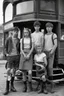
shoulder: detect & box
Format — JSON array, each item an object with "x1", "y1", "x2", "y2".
[
  {"x1": 31, "y1": 32, "x2": 35, "y2": 36},
  {"x1": 34, "y1": 54, "x2": 37, "y2": 59},
  {"x1": 52, "y1": 33, "x2": 57, "y2": 39},
  {"x1": 41, "y1": 52, "x2": 46, "y2": 57}
]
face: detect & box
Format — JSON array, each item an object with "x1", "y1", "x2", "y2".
[
  {"x1": 36, "y1": 45, "x2": 42, "y2": 53},
  {"x1": 46, "y1": 26, "x2": 53, "y2": 33},
  {"x1": 34, "y1": 25, "x2": 40, "y2": 32},
  {"x1": 24, "y1": 29, "x2": 29, "y2": 37},
  {"x1": 9, "y1": 31, "x2": 12, "y2": 37},
  {"x1": 13, "y1": 30, "x2": 18, "y2": 38}
]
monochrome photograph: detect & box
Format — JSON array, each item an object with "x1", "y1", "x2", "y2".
[{"x1": 0, "y1": 0, "x2": 64, "y2": 96}]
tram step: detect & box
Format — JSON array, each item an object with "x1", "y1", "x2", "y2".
[
  {"x1": 52, "y1": 73, "x2": 64, "y2": 76},
  {"x1": 53, "y1": 68, "x2": 63, "y2": 74},
  {"x1": 52, "y1": 78, "x2": 64, "y2": 83}
]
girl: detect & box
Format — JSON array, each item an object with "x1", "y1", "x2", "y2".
[
  {"x1": 34, "y1": 45, "x2": 48, "y2": 94},
  {"x1": 19, "y1": 28, "x2": 34, "y2": 92}
]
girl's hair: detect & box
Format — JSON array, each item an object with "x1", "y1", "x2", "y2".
[{"x1": 22, "y1": 27, "x2": 31, "y2": 38}]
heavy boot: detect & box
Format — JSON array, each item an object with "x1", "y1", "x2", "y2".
[
  {"x1": 50, "y1": 76, "x2": 55, "y2": 93},
  {"x1": 38, "y1": 81, "x2": 43, "y2": 94},
  {"x1": 11, "y1": 77, "x2": 17, "y2": 92},
  {"x1": 28, "y1": 81, "x2": 32, "y2": 92},
  {"x1": 43, "y1": 82, "x2": 48, "y2": 94},
  {"x1": 50, "y1": 82, "x2": 55, "y2": 93},
  {"x1": 35, "y1": 80, "x2": 40, "y2": 91},
  {"x1": 23, "y1": 81, "x2": 27, "y2": 92},
  {"x1": 3, "y1": 81, "x2": 9, "y2": 95}
]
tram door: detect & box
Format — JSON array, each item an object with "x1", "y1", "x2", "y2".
[{"x1": 14, "y1": 21, "x2": 58, "y2": 67}]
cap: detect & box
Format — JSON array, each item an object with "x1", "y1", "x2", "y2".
[
  {"x1": 33, "y1": 21, "x2": 41, "y2": 27},
  {"x1": 45, "y1": 22, "x2": 53, "y2": 28}
]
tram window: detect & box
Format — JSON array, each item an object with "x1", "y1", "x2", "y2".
[
  {"x1": 61, "y1": 25, "x2": 64, "y2": 40},
  {"x1": 61, "y1": 30, "x2": 64, "y2": 40},
  {"x1": 16, "y1": 0, "x2": 34, "y2": 15}
]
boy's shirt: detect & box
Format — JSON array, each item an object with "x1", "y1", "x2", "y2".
[
  {"x1": 44, "y1": 33, "x2": 57, "y2": 51},
  {"x1": 31, "y1": 31, "x2": 44, "y2": 47},
  {"x1": 34, "y1": 52, "x2": 47, "y2": 66}
]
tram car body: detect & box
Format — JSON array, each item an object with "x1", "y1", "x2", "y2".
[{"x1": 3, "y1": 0, "x2": 64, "y2": 83}]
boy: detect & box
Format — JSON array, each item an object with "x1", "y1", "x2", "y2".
[
  {"x1": 34, "y1": 45, "x2": 48, "y2": 94},
  {"x1": 4, "y1": 27, "x2": 20, "y2": 95},
  {"x1": 44, "y1": 22, "x2": 57, "y2": 93},
  {"x1": 31, "y1": 21, "x2": 44, "y2": 51}
]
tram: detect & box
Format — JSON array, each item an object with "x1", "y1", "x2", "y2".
[{"x1": 3, "y1": 0, "x2": 64, "y2": 83}]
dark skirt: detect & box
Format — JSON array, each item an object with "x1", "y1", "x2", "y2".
[{"x1": 19, "y1": 53, "x2": 33, "y2": 71}]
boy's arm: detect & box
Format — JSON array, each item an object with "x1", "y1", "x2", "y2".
[
  {"x1": 50, "y1": 34, "x2": 57, "y2": 54},
  {"x1": 27, "y1": 41, "x2": 34, "y2": 58}
]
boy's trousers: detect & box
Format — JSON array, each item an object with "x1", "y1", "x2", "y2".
[{"x1": 47, "y1": 54, "x2": 54, "y2": 76}]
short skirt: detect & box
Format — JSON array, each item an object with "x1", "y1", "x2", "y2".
[{"x1": 19, "y1": 53, "x2": 33, "y2": 71}]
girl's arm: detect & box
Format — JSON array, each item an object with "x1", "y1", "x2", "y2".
[
  {"x1": 20, "y1": 39, "x2": 27, "y2": 58},
  {"x1": 27, "y1": 42, "x2": 34, "y2": 58}
]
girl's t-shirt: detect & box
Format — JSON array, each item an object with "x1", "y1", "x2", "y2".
[
  {"x1": 20, "y1": 38, "x2": 32, "y2": 53},
  {"x1": 44, "y1": 33, "x2": 57, "y2": 51},
  {"x1": 34, "y1": 52, "x2": 46, "y2": 65},
  {"x1": 23, "y1": 38, "x2": 30, "y2": 49}
]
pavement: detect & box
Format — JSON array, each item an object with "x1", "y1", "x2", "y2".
[{"x1": 0, "y1": 60, "x2": 64, "y2": 96}]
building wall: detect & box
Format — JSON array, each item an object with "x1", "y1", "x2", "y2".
[{"x1": 0, "y1": 25, "x2": 3, "y2": 59}]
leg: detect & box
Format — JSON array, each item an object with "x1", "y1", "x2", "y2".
[
  {"x1": 48, "y1": 54, "x2": 55, "y2": 93},
  {"x1": 38, "y1": 80, "x2": 43, "y2": 94},
  {"x1": 28, "y1": 70, "x2": 32, "y2": 92},
  {"x1": 23, "y1": 70, "x2": 27, "y2": 92},
  {"x1": 10, "y1": 68, "x2": 17, "y2": 92},
  {"x1": 4, "y1": 68, "x2": 11, "y2": 95}
]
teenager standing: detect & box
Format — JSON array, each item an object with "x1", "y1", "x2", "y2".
[
  {"x1": 44, "y1": 22, "x2": 57, "y2": 93},
  {"x1": 4, "y1": 27, "x2": 20, "y2": 95},
  {"x1": 31, "y1": 21, "x2": 44, "y2": 52},
  {"x1": 19, "y1": 28, "x2": 34, "y2": 92}
]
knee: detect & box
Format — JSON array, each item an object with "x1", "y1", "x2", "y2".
[
  {"x1": 41, "y1": 75, "x2": 46, "y2": 82},
  {"x1": 28, "y1": 70, "x2": 32, "y2": 75}
]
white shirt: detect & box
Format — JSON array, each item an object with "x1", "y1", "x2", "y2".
[
  {"x1": 31, "y1": 31, "x2": 44, "y2": 46},
  {"x1": 24, "y1": 38, "x2": 30, "y2": 49},
  {"x1": 44, "y1": 33, "x2": 57, "y2": 51},
  {"x1": 34, "y1": 53, "x2": 46, "y2": 63}
]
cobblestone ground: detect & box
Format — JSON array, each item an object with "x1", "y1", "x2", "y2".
[{"x1": 0, "y1": 61, "x2": 64, "y2": 96}]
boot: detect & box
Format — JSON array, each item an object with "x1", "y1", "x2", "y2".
[
  {"x1": 50, "y1": 76, "x2": 55, "y2": 93},
  {"x1": 38, "y1": 81, "x2": 43, "y2": 94},
  {"x1": 43, "y1": 82, "x2": 48, "y2": 94},
  {"x1": 28, "y1": 81, "x2": 32, "y2": 92},
  {"x1": 50, "y1": 82, "x2": 55, "y2": 93},
  {"x1": 11, "y1": 77, "x2": 17, "y2": 92},
  {"x1": 35, "y1": 80, "x2": 40, "y2": 91},
  {"x1": 23, "y1": 81, "x2": 27, "y2": 92},
  {"x1": 3, "y1": 81, "x2": 9, "y2": 95}
]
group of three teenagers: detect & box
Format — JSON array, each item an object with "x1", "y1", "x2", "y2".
[{"x1": 4, "y1": 21, "x2": 57, "y2": 95}]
